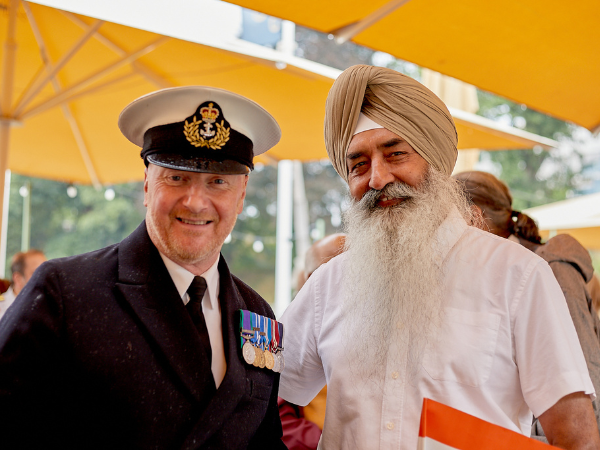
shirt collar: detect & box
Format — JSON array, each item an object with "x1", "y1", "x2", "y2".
[{"x1": 159, "y1": 253, "x2": 220, "y2": 310}]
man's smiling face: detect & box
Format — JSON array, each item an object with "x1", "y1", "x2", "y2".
[
  {"x1": 144, "y1": 164, "x2": 247, "y2": 270},
  {"x1": 346, "y1": 128, "x2": 429, "y2": 206}
]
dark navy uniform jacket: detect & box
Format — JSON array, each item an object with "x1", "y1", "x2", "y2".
[{"x1": 0, "y1": 222, "x2": 286, "y2": 450}]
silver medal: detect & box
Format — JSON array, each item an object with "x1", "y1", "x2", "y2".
[
  {"x1": 272, "y1": 353, "x2": 281, "y2": 373},
  {"x1": 242, "y1": 341, "x2": 256, "y2": 364},
  {"x1": 274, "y1": 352, "x2": 285, "y2": 373}
]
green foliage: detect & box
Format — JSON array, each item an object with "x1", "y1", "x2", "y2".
[
  {"x1": 295, "y1": 26, "x2": 373, "y2": 69},
  {"x1": 221, "y1": 162, "x2": 347, "y2": 303},
  {"x1": 221, "y1": 164, "x2": 279, "y2": 303},
  {"x1": 477, "y1": 91, "x2": 571, "y2": 140},
  {"x1": 476, "y1": 90, "x2": 582, "y2": 210},
  {"x1": 4, "y1": 174, "x2": 145, "y2": 273}
]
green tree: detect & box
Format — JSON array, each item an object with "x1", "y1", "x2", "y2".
[
  {"x1": 4, "y1": 174, "x2": 145, "y2": 272},
  {"x1": 476, "y1": 90, "x2": 585, "y2": 210}
]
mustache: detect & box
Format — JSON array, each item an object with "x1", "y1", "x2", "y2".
[{"x1": 359, "y1": 182, "x2": 418, "y2": 210}]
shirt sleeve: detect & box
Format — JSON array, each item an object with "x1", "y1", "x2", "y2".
[
  {"x1": 513, "y1": 259, "x2": 595, "y2": 417},
  {"x1": 279, "y1": 275, "x2": 327, "y2": 406}
]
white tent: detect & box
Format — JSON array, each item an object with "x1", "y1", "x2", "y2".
[{"x1": 524, "y1": 192, "x2": 600, "y2": 250}]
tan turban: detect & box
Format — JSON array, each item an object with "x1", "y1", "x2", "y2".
[{"x1": 324, "y1": 65, "x2": 458, "y2": 182}]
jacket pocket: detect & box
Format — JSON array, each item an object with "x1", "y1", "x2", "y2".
[
  {"x1": 422, "y1": 307, "x2": 501, "y2": 387},
  {"x1": 245, "y1": 378, "x2": 272, "y2": 402}
]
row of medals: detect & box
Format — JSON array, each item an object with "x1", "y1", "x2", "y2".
[{"x1": 242, "y1": 340, "x2": 284, "y2": 373}]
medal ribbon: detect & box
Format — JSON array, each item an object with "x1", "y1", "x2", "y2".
[
  {"x1": 270, "y1": 319, "x2": 277, "y2": 352},
  {"x1": 259, "y1": 315, "x2": 268, "y2": 351},
  {"x1": 274, "y1": 319, "x2": 280, "y2": 352},
  {"x1": 266, "y1": 317, "x2": 272, "y2": 353},
  {"x1": 250, "y1": 312, "x2": 260, "y2": 347},
  {"x1": 240, "y1": 310, "x2": 253, "y2": 348},
  {"x1": 278, "y1": 322, "x2": 284, "y2": 351}
]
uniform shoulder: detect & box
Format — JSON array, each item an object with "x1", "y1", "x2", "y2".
[
  {"x1": 43, "y1": 242, "x2": 120, "y2": 273},
  {"x1": 231, "y1": 275, "x2": 275, "y2": 319}
]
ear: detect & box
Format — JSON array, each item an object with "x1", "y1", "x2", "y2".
[
  {"x1": 236, "y1": 175, "x2": 249, "y2": 215},
  {"x1": 12, "y1": 273, "x2": 25, "y2": 295},
  {"x1": 143, "y1": 167, "x2": 149, "y2": 207},
  {"x1": 471, "y1": 204, "x2": 483, "y2": 217}
]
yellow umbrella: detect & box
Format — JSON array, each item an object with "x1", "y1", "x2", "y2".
[
  {"x1": 226, "y1": 0, "x2": 600, "y2": 132},
  {"x1": 0, "y1": 0, "x2": 337, "y2": 187},
  {"x1": 0, "y1": 0, "x2": 558, "y2": 219}
]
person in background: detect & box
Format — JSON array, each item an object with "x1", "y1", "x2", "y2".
[
  {"x1": 0, "y1": 86, "x2": 286, "y2": 449},
  {"x1": 454, "y1": 170, "x2": 600, "y2": 442},
  {"x1": 589, "y1": 274, "x2": 600, "y2": 319},
  {"x1": 0, "y1": 249, "x2": 46, "y2": 321},
  {"x1": 296, "y1": 233, "x2": 346, "y2": 292},
  {"x1": 280, "y1": 233, "x2": 346, "y2": 449},
  {"x1": 278, "y1": 64, "x2": 600, "y2": 450}
]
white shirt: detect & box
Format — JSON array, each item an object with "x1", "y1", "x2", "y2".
[
  {"x1": 0, "y1": 287, "x2": 17, "y2": 321},
  {"x1": 160, "y1": 254, "x2": 226, "y2": 388},
  {"x1": 279, "y1": 211, "x2": 594, "y2": 450}
]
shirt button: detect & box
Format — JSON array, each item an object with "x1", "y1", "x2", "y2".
[
  {"x1": 386, "y1": 422, "x2": 394, "y2": 430},
  {"x1": 391, "y1": 371, "x2": 399, "y2": 379}
]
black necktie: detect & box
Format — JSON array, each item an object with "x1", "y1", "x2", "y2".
[{"x1": 186, "y1": 276, "x2": 212, "y2": 363}]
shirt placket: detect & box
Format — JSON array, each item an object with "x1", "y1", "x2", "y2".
[{"x1": 380, "y1": 328, "x2": 409, "y2": 449}]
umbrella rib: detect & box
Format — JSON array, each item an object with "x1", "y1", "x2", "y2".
[
  {"x1": 12, "y1": 10, "x2": 104, "y2": 117},
  {"x1": 61, "y1": 105, "x2": 102, "y2": 190},
  {"x1": 449, "y1": 107, "x2": 559, "y2": 150},
  {"x1": 62, "y1": 11, "x2": 175, "y2": 89},
  {"x1": 19, "y1": 36, "x2": 170, "y2": 121},
  {"x1": 332, "y1": 0, "x2": 412, "y2": 43},
  {"x1": 1, "y1": 0, "x2": 18, "y2": 117},
  {"x1": 45, "y1": 72, "x2": 137, "y2": 109},
  {"x1": 22, "y1": 1, "x2": 102, "y2": 189}
]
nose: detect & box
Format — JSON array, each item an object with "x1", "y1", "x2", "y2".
[
  {"x1": 181, "y1": 185, "x2": 209, "y2": 213},
  {"x1": 369, "y1": 158, "x2": 395, "y2": 191}
]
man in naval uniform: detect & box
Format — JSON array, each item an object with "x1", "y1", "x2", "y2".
[{"x1": 0, "y1": 86, "x2": 286, "y2": 449}]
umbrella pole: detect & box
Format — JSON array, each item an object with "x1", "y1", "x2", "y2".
[
  {"x1": 0, "y1": 169, "x2": 10, "y2": 278},
  {"x1": 0, "y1": 121, "x2": 10, "y2": 249},
  {"x1": 274, "y1": 160, "x2": 294, "y2": 318},
  {"x1": 292, "y1": 160, "x2": 310, "y2": 279},
  {"x1": 0, "y1": 0, "x2": 18, "y2": 276}
]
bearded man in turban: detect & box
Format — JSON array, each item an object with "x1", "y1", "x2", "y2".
[{"x1": 278, "y1": 65, "x2": 600, "y2": 450}]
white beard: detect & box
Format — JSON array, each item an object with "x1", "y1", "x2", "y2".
[{"x1": 341, "y1": 168, "x2": 474, "y2": 381}]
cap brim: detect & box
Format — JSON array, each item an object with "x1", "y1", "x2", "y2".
[{"x1": 147, "y1": 153, "x2": 249, "y2": 175}]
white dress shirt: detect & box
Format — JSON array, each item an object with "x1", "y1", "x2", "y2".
[
  {"x1": 279, "y1": 210, "x2": 594, "y2": 450},
  {"x1": 160, "y1": 254, "x2": 226, "y2": 388}
]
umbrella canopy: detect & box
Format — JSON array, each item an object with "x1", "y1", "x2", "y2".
[
  {"x1": 0, "y1": 0, "x2": 557, "y2": 214},
  {"x1": 225, "y1": 0, "x2": 600, "y2": 132},
  {"x1": 524, "y1": 192, "x2": 600, "y2": 251},
  {"x1": 0, "y1": 0, "x2": 339, "y2": 188}
]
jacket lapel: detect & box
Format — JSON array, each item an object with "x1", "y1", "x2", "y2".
[
  {"x1": 114, "y1": 222, "x2": 214, "y2": 405},
  {"x1": 182, "y1": 256, "x2": 248, "y2": 447}
]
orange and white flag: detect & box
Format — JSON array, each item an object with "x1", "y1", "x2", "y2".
[{"x1": 417, "y1": 398, "x2": 555, "y2": 450}]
